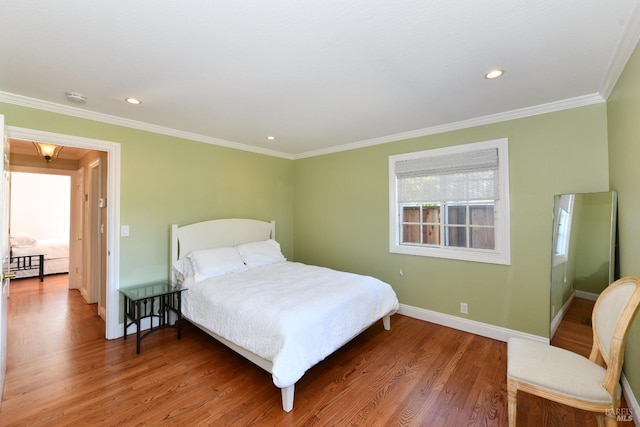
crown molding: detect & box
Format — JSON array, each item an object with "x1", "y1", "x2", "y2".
[
  {"x1": 599, "y1": 1, "x2": 640, "y2": 100},
  {"x1": 293, "y1": 93, "x2": 605, "y2": 159},
  {"x1": 1, "y1": 90, "x2": 605, "y2": 161},
  {"x1": 0, "y1": 91, "x2": 294, "y2": 160}
]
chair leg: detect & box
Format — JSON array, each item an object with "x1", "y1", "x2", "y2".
[
  {"x1": 603, "y1": 411, "x2": 618, "y2": 427},
  {"x1": 507, "y1": 378, "x2": 518, "y2": 427}
]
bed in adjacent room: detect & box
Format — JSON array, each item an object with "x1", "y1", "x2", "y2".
[
  {"x1": 170, "y1": 218, "x2": 399, "y2": 412},
  {"x1": 10, "y1": 233, "x2": 70, "y2": 279}
]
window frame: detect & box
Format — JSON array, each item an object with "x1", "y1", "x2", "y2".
[
  {"x1": 389, "y1": 138, "x2": 511, "y2": 265},
  {"x1": 552, "y1": 194, "x2": 574, "y2": 267}
]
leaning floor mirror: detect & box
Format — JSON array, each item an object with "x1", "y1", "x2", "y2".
[{"x1": 549, "y1": 191, "x2": 617, "y2": 337}]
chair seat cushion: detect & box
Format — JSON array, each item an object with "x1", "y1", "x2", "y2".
[{"x1": 507, "y1": 338, "x2": 612, "y2": 403}]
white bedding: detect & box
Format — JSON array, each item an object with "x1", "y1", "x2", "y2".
[
  {"x1": 181, "y1": 261, "x2": 399, "y2": 389},
  {"x1": 11, "y1": 238, "x2": 69, "y2": 260},
  {"x1": 11, "y1": 238, "x2": 70, "y2": 278}
]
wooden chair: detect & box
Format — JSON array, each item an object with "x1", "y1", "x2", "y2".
[{"x1": 507, "y1": 276, "x2": 640, "y2": 427}]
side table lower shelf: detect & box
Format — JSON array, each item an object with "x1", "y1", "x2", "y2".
[{"x1": 119, "y1": 281, "x2": 188, "y2": 354}]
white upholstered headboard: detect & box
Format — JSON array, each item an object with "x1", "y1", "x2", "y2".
[{"x1": 170, "y1": 218, "x2": 275, "y2": 266}]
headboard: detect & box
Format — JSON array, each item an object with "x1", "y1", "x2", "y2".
[{"x1": 170, "y1": 218, "x2": 275, "y2": 266}]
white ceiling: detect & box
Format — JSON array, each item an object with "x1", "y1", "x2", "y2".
[{"x1": 1, "y1": 1, "x2": 639, "y2": 159}]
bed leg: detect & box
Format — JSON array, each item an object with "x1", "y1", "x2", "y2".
[
  {"x1": 383, "y1": 314, "x2": 391, "y2": 330},
  {"x1": 281, "y1": 385, "x2": 295, "y2": 412}
]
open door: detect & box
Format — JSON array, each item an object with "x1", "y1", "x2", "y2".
[
  {"x1": 69, "y1": 168, "x2": 84, "y2": 291},
  {"x1": 0, "y1": 115, "x2": 13, "y2": 404}
]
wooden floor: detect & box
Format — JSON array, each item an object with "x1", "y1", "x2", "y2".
[{"x1": 0, "y1": 277, "x2": 634, "y2": 426}]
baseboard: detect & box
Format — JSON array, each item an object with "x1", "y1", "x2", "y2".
[
  {"x1": 575, "y1": 290, "x2": 599, "y2": 301},
  {"x1": 80, "y1": 287, "x2": 89, "y2": 303},
  {"x1": 398, "y1": 303, "x2": 549, "y2": 344},
  {"x1": 621, "y1": 373, "x2": 640, "y2": 426},
  {"x1": 550, "y1": 293, "x2": 575, "y2": 338},
  {"x1": 116, "y1": 317, "x2": 155, "y2": 339}
]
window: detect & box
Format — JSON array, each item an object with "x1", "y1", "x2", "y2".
[
  {"x1": 389, "y1": 138, "x2": 511, "y2": 265},
  {"x1": 552, "y1": 194, "x2": 574, "y2": 266}
]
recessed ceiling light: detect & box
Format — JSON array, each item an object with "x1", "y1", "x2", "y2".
[
  {"x1": 484, "y1": 69, "x2": 505, "y2": 79},
  {"x1": 267, "y1": 136, "x2": 276, "y2": 141},
  {"x1": 125, "y1": 97, "x2": 142, "y2": 105}
]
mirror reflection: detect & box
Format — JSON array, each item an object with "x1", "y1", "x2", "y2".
[{"x1": 550, "y1": 191, "x2": 617, "y2": 337}]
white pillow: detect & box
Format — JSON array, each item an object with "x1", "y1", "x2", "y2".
[
  {"x1": 236, "y1": 239, "x2": 286, "y2": 268},
  {"x1": 10, "y1": 233, "x2": 37, "y2": 248},
  {"x1": 188, "y1": 247, "x2": 247, "y2": 282},
  {"x1": 172, "y1": 257, "x2": 194, "y2": 284}
]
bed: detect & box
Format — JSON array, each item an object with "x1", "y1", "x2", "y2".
[
  {"x1": 10, "y1": 233, "x2": 70, "y2": 279},
  {"x1": 170, "y1": 218, "x2": 399, "y2": 412}
]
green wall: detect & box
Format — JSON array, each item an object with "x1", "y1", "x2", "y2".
[
  {"x1": 573, "y1": 192, "x2": 614, "y2": 294},
  {"x1": 607, "y1": 40, "x2": 640, "y2": 406},
  {"x1": 294, "y1": 104, "x2": 609, "y2": 338},
  {"x1": 0, "y1": 102, "x2": 294, "y2": 286}
]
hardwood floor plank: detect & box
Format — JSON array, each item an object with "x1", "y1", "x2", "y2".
[{"x1": 0, "y1": 278, "x2": 635, "y2": 426}]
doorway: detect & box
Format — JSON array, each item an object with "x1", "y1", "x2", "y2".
[
  {"x1": 9, "y1": 171, "x2": 72, "y2": 283},
  {"x1": 6, "y1": 126, "x2": 121, "y2": 339},
  {"x1": 10, "y1": 150, "x2": 106, "y2": 317}
]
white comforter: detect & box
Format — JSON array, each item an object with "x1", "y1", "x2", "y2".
[
  {"x1": 181, "y1": 261, "x2": 399, "y2": 388},
  {"x1": 11, "y1": 238, "x2": 69, "y2": 259}
]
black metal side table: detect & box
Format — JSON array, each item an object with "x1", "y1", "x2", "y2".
[{"x1": 119, "y1": 281, "x2": 187, "y2": 354}]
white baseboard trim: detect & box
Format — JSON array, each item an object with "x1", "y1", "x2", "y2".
[
  {"x1": 115, "y1": 311, "x2": 181, "y2": 339},
  {"x1": 575, "y1": 290, "x2": 599, "y2": 301},
  {"x1": 80, "y1": 288, "x2": 89, "y2": 303},
  {"x1": 551, "y1": 293, "x2": 575, "y2": 338},
  {"x1": 621, "y1": 373, "x2": 640, "y2": 426},
  {"x1": 399, "y1": 303, "x2": 639, "y2": 423},
  {"x1": 115, "y1": 317, "x2": 155, "y2": 339},
  {"x1": 398, "y1": 303, "x2": 549, "y2": 344}
]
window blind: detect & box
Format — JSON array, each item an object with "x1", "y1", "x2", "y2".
[{"x1": 395, "y1": 148, "x2": 499, "y2": 203}]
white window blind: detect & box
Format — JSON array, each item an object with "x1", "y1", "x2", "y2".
[
  {"x1": 395, "y1": 148, "x2": 499, "y2": 203},
  {"x1": 389, "y1": 138, "x2": 511, "y2": 265}
]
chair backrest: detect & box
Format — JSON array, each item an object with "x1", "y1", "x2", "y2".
[{"x1": 590, "y1": 276, "x2": 640, "y2": 396}]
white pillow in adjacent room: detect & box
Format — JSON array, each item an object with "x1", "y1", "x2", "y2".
[{"x1": 10, "y1": 233, "x2": 37, "y2": 248}]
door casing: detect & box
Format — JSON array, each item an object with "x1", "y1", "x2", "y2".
[{"x1": 7, "y1": 126, "x2": 121, "y2": 339}]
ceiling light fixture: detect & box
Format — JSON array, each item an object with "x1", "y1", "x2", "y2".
[
  {"x1": 125, "y1": 97, "x2": 142, "y2": 105},
  {"x1": 267, "y1": 136, "x2": 276, "y2": 141},
  {"x1": 484, "y1": 69, "x2": 505, "y2": 79},
  {"x1": 65, "y1": 91, "x2": 87, "y2": 104},
  {"x1": 32, "y1": 142, "x2": 64, "y2": 163}
]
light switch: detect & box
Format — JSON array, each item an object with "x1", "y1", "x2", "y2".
[{"x1": 121, "y1": 225, "x2": 130, "y2": 237}]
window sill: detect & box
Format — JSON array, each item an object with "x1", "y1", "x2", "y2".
[{"x1": 390, "y1": 244, "x2": 511, "y2": 265}]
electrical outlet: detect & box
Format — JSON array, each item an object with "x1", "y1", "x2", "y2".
[{"x1": 460, "y1": 302, "x2": 468, "y2": 314}]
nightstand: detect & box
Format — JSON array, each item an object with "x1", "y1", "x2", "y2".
[{"x1": 119, "y1": 281, "x2": 187, "y2": 354}]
